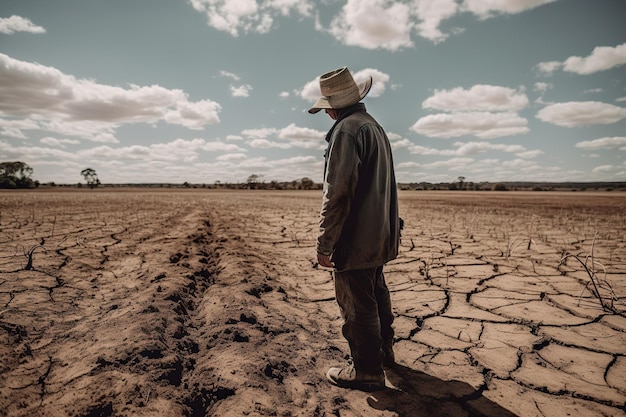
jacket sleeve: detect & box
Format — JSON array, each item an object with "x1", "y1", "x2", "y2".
[{"x1": 317, "y1": 129, "x2": 360, "y2": 256}]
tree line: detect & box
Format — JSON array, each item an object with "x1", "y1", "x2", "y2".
[
  {"x1": 2, "y1": 161, "x2": 625, "y2": 191},
  {"x1": 0, "y1": 161, "x2": 100, "y2": 189}
]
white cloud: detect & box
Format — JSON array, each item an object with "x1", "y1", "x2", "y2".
[
  {"x1": 407, "y1": 144, "x2": 442, "y2": 155},
  {"x1": 536, "y1": 101, "x2": 626, "y2": 127},
  {"x1": 536, "y1": 42, "x2": 626, "y2": 75},
  {"x1": 248, "y1": 138, "x2": 291, "y2": 149},
  {"x1": 0, "y1": 117, "x2": 121, "y2": 143},
  {"x1": 592, "y1": 165, "x2": 614, "y2": 173},
  {"x1": 414, "y1": 85, "x2": 529, "y2": 139},
  {"x1": 285, "y1": 140, "x2": 325, "y2": 150},
  {"x1": 413, "y1": 0, "x2": 458, "y2": 43},
  {"x1": 82, "y1": 138, "x2": 243, "y2": 163},
  {"x1": 300, "y1": 78, "x2": 321, "y2": 102},
  {"x1": 238, "y1": 123, "x2": 325, "y2": 149},
  {"x1": 188, "y1": 0, "x2": 559, "y2": 50},
  {"x1": 279, "y1": 91, "x2": 289, "y2": 98},
  {"x1": 216, "y1": 152, "x2": 247, "y2": 161},
  {"x1": 42, "y1": 120, "x2": 120, "y2": 143},
  {"x1": 397, "y1": 161, "x2": 419, "y2": 169},
  {"x1": 454, "y1": 141, "x2": 525, "y2": 155},
  {"x1": 390, "y1": 138, "x2": 413, "y2": 150},
  {"x1": 461, "y1": 0, "x2": 558, "y2": 19},
  {"x1": 563, "y1": 42, "x2": 626, "y2": 75},
  {"x1": 516, "y1": 149, "x2": 543, "y2": 159},
  {"x1": 230, "y1": 84, "x2": 252, "y2": 97},
  {"x1": 354, "y1": 68, "x2": 390, "y2": 98},
  {"x1": 241, "y1": 127, "x2": 277, "y2": 139},
  {"x1": 328, "y1": 0, "x2": 414, "y2": 51},
  {"x1": 164, "y1": 99, "x2": 222, "y2": 129},
  {"x1": 0, "y1": 136, "x2": 318, "y2": 183},
  {"x1": 535, "y1": 61, "x2": 561, "y2": 75},
  {"x1": 533, "y1": 82, "x2": 552, "y2": 104},
  {"x1": 423, "y1": 85, "x2": 528, "y2": 112},
  {"x1": 323, "y1": 0, "x2": 556, "y2": 48},
  {"x1": 423, "y1": 157, "x2": 474, "y2": 169},
  {"x1": 241, "y1": 155, "x2": 320, "y2": 181},
  {"x1": 533, "y1": 82, "x2": 551, "y2": 93},
  {"x1": 0, "y1": 138, "x2": 243, "y2": 172},
  {"x1": 228, "y1": 156, "x2": 268, "y2": 170},
  {"x1": 220, "y1": 70, "x2": 241, "y2": 81},
  {"x1": 278, "y1": 123, "x2": 324, "y2": 140},
  {"x1": 0, "y1": 140, "x2": 79, "y2": 162},
  {"x1": 278, "y1": 124, "x2": 325, "y2": 149},
  {"x1": 0, "y1": 53, "x2": 221, "y2": 139},
  {"x1": 201, "y1": 140, "x2": 244, "y2": 152},
  {"x1": 0, "y1": 126, "x2": 28, "y2": 139},
  {"x1": 189, "y1": 0, "x2": 312, "y2": 36},
  {"x1": 575, "y1": 136, "x2": 626, "y2": 150},
  {"x1": 0, "y1": 118, "x2": 39, "y2": 139},
  {"x1": 406, "y1": 141, "x2": 539, "y2": 158},
  {"x1": 411, "y1": 111, "x2": 529, "y2": 139},
  {"x1": 387, "y1": 132, "x2": 412, "y2": 149},
  {"x1": 190, "y1": 0, "x2": 262, "y2": 36},
  {"x1": 502, "y1": 158, "x2": 540, "y2": 170},
  {"x1": 267, "y1": 0, "x2": 313, "y2": 16},
  {"x1": 40, "y1": 137, "x2": 80, "y2": 148},
  {"x1": 0, "y1": 16, "x2": 46, "y2": 34}
]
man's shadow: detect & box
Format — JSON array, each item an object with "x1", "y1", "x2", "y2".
[{"x1": 367, "y1": 364, "x2": 519, "y2": 417}]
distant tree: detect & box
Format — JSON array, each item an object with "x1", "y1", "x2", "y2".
[
  {"x1": 457, "y1": 176, "x2": 466, "y2": 190},
  {"x1": 300, "y1": 177, "x2": 314, "y2": 190},
  {"x1": 270, "y1": 180, "x2": 283, "y2": 190},
  {"x1": 81, "y1": 168, "x2": 100, "y2": 189},
  {"x1": 0, "y1": 161, "x2": 36, "y2": 189},
  {"x1": 247, "y1": 174, "x2": 260, "y2": 189}
]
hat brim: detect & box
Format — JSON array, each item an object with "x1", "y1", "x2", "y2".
[{"x1": 308, "y1": 76, "x2": 373, "y2": 114}]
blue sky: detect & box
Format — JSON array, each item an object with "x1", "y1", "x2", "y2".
[{"x1": 1, "y1": 0, "x2": 625, "y2": 184}]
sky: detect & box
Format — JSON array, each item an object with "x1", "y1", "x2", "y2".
[{"x1": 1, "y1": 0, "x2": 625, "y2": 185}]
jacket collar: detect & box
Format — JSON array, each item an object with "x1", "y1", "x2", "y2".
[{"x1": 324, "y1": 103, "x2": 366, "y2": 143}]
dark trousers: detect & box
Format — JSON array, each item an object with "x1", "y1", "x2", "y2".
[{"x1": 334, "y1": 266, "x2": 394, "y2": 373}]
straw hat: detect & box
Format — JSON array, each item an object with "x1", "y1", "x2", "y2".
[{"x1": 308, "y1": 67, "x2": 373, "y2": 114}]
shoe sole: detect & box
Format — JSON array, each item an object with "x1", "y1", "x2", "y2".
[{"x1": 326, "y1": 369, "x2": 385, "y2": 391}]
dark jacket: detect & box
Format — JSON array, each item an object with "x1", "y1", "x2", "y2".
[{"x1": 317, "y1": 103, "x2": 400, "y2": 271}]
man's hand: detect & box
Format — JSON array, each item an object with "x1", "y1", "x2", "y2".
[{"x1": 317, "y1": 253, "x2": 334, "y2": 268}]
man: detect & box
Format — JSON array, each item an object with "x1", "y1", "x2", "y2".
[{"x1": 309, "y1": 67, "x2": 401, "y2": 391}]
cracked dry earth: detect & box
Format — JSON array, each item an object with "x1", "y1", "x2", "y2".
[{"x1": 1, "y1": 189, "x2": 625, "y2": 417}]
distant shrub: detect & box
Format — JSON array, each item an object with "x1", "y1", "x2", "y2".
[
  {"x1": 0, "y1": 178, "x2": 16, "y2": 189},
  {"x1": 492, "y1": 183, "x2": 509, "y2": 191},
  {"x1": 0, "y1": 161, "x2": 36, "y2": 189}
]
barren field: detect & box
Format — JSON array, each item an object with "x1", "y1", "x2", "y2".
[{"x1": 1, "y1": 189, "x2": 625, "y2": 417}]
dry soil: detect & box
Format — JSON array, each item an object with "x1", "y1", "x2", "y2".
[{"x1": 1, "y1": 189, "x2": 625, "y2": 417}]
